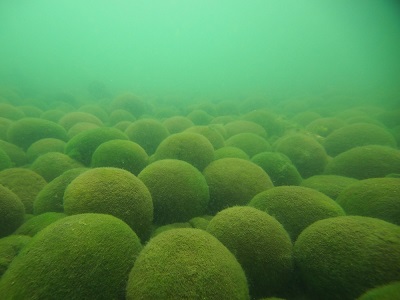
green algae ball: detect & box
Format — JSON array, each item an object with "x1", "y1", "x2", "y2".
[
  {"x1": 162, "y1": 115, "x2": 194, "y2": 133},
  {"x1": 111, "y1": 92, "x2": 147, "y2": 118},
  {"x1": 0, "y1": 235, "x2": 31, "y2": 277},
  {"x1": 58, "y1": 111, "x2": 103, "y2": 131},
  {"x1": 204, "y1": 158, "x2": 273, "y2": 214},
  {"x1": 207, "y1": 206, "x2": 293, "y2": 298},
  {"x1": 357, "y1": 281, "x2": 400, "y2": 300},
  {"x1": 26, "y1": 138, "x2": 66, "y2": 162},
  {"x1": 0, "y1": 140, "x2": 27, "y2": 167},
  {"x1": 214, "y1": 146, "x2": 250, "y2": 160},
  {"x1": 249, "y1": 186, "x2": 345, "y2": 241},
  {"x1": 0, "y1": 184, "x2": 25, "y2": 238},
  {"x1": 63, "y1": 167, "x2": 153, "y2": 241},
  {"x1": 13, "y1": 212, "x2": 66, "y2": 236},
  {"x1": 224, "y1": 120, "x2": 267, "y2": 139},
  {"x1": 0, "y1": 148, "x2": 11, "y2": 171},
  {"x1": 0, "y1": 213, "x2": 143, "y2": 299},
  {"x1": 126, "y1": 228, "x2": 249, "y2": 300},
  {"x1": 226, "y1": 133, "x2": 271, "y2": 158},
  {"x1": 336, "y1": 178, "x2": 400, "y2": 225},
  {"x1": 294, "y1": 216, "x2": 400, "y2": 300},
  {"x1": 185, "y1": 125, "x2": 225, "y2": 149},
  {"x1": 138, "y1": 159, "x2": 209, "y2": 225}
]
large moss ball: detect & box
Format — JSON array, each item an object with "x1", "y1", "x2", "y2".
[
  {"x1": 249, "y1": 186, "x2": 345, "y2": 241},
  {"x1": 58, "y1": 111, "x2": 103, "y2": 131},
  {"x1": 0, "y1": 148, "x2": 11, "y2": 171},
  {"x1": 126, "y1": 228, "x2": 249, "y2": 300},
  {"x1": 301, "y1": 175, "x2": 358, "y2": 200},
  {"x1": 0, "y1": 235, "x2": 31, "y2": 277},
  {"x1": 294, "y1": 216, "x2": 400, "y2": 300},
  {"x1": 63, "y1": 167, "x2": 153, "y2": 241},
  {"x1": 0, "y1": 184, "x2": 25, "y2": 238},
  {"x1": 26, "y1": 138, "x2": 66, "y2": 162},
  {"x1": 138, "y1": 159, "x2": 209, "y2": 225},
  {"x1": 207, "y1": 206, "x2": 293, "y2": 298},
  {"x1": 0, "y1": 213, "x2": 143, "y2": 299},
  {"x1": 225, "y1": 133, "x2": 271, "y2": 158},
  {"x1": 336, "y1": 178, "x2": 400, "y2": 225},
  {"x1": 13, "y1": 212, "x2": 66, "y2": 237},
  {"x1": 204, "y1": 158, "x2": 273, "y2": 214},
  {"x1": 357, "y1": 281, "x2": 400, "y2": 300}
]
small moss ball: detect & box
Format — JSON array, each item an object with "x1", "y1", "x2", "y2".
[
  {"x1": 294, "y1": 216, "x2": 400, "y2": 300},
  {"x1": 214, "y1": 146, "x2": 250, "y2": 160},
  {"x1": 58, "y1": 111, "x2": 103, "y2": 131},
  {"x1": 0, "y1": 235, "x2": 31, "y2": 277},
  {"x1": 126, "y1": 228, "x2": 249, "y2": 300},
  {"x1": 111, "y1": 93, "x2": 147, "y2": 118},
  {"x1": 204, "y1": 158, "x2": 273, "y2": 214},
  {"x1": 0, "y1": 184, "x2": 25, "y2": 238},
  {"x1": 357, "y1": 281, "x2": 400, "y2": 300},
  {"x1": 187, "y1": 109, "x2": 214, "y2": 125},
  {"x1": 207, "y1": 206, "x2": 293, "y2": 298},
  {"x1": 301, "y1": 175, "x2": 358, "y2": 200},
  {"x1": 0, "y1": 140, "x2": 27, "y2": 167},
  {"x1": 185, "y1": 125, "x2": 225, "y2": 149},
  {"x1": 0, "y1": 103, "x2": 24, "y2": 120},
  {"x1": 249, "y1": 186, "x2": 345, "y2": 241},
  {"x1": 109, "y1": 109, "x2": 136, "y2": 125},
  {"x1": 138, "y1": 159, "x2": 209, "y2": 225},
  {"x1": 224, "y1": 120, "x2": 267, "y2": 139},
  {"x1": 226, "y1": 133, "x2": 271, "y2": 158},
  {"x1": 91, "y1": 140, "x2": 148, "y2": 175},
  {"x1": 13, "y1": 212, "x2": 66, "y2": 236},
  {"x1": 0, "y1": 213, "x2": 143, "y2": 299},
  {"x1": 305, "y1": 117, "x2": 346, "y2": 137},
  {"x1": 163, "y1": 115, "x2": 194, "y2": 133},
  {"x1": 67, "y1": 121, "x2": 101, "y2": 139},
  {"x1": 0, "y1": 148, "x2": 11, "y2": 171},
  {"x1": 63, "y1": 167, "x2": 153, "y2": 241},
  {"x1": 336, "y1": 178, "x2": 400, "y2": 225},
  {"x1": 26, "y1": 138, "x2": 66, "y2": 162}
]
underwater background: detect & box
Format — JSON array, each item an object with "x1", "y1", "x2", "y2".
[{"x1": 0, "y1": 0, "x2": 400, "y2": 299}]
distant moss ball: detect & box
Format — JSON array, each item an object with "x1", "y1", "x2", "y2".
[
  {"x1": 226, "y1": 133, "x2": 271, "y2": 157},
  {"x1": 138, "y1": 159, "x2": 209, "y2": 225},
  {"x1": 0, "y1": 103, "x2": 25, "y2": 120},
  {"x1": 243, "y1": 110, "x2": 284, "y2": 137},
  {"x1": 0, "y1": 140, "x2": 27, "y2": 167},
  {"x1": 252, "y1": 152, "x2": 302, "y2": 186},
  {"x1": 14, "y1": 212, "x2": 66, "y2": 236},
  {"x1": 111, "y1": 93, "x2": 147, "y2": 118},
  {"x1": 0, "y1": 213, "x2": 143, "y2": 299},
  {"x1": 78, "y1": 104, "x2": 109, "y2": 123},
  {"x1": 357, "y1": 281, "x2": 400, "y2": 300},
  {"x1": 275, "y1": 134, "x2": 328, "y2": 178},
  {"x1": 7, "y1": 118, "x2": 68, "y2": 150},
  {"x1": 294, "y1": 216, "x2": 400, "y2": 300},
  {"x1": 0, "y1": 148, "x2": 11, "y2": 171},
  {"x1": 204, "y1": 158, "x2": 273, "y2": 214},
  {"x1": 324, "y1": 145, "x2": 400, "y2": 179},
  {"x1": 214, "y1": 146, "x2": 250, "y2": 160},
  {"x1": 65, "y1": 127, "x2": 128, "y2": 166},
  {"x1": 207, "y1": 206, "x2": 293, "y2": 298},
  {"x1": 163, "y1": 116, "x2": 194, "y2": 133},
  {"x1": 109, "y1": 109, "x2": 136, "y2": 125},
  {"x1": 336, "y1": 178, "x2": 400, "y2": 225},
  {"x1": 301, "y1": 175, "x2": 358, "y2": 200},
  {"x1": 323, "y1": 123, "x2": 397, "y2": 156},
  {"x1": 224, "y1": 120, "x2": 267, "y2": 139},
  {"x1": 0, "y1": 235, "x2": 31, "y2": 277},
  {"x1": 154, "y1": 132, "x2": 214, "y2": 170},
  {"x1": 126, "y1": 228, "x2": 249, "y2": 300},
  {"x1": 0, "y1": 117, "x2": 12, "y2": 141},
  {"x1": 305, "y1": 117, "x2": 346, "y2": 137},
  {"x1": 0, "y1": 184, "x2": 25, "y2": 237},
  {"x1": 26, "y1": 138, "x2": 66, "y2": 162},
  {"x1": 249, "y1": 186, "x2": 345, "y2": 241},
  {"x1": 63, "y1": 167, "x2": 153, "y2": 241},
  {"x1": 187, "y1": 109, "x2": 214, "y2": 125},
  {"x1": 58, "y1": 111, "x2": 103, "y2": 131},
  {"x1": 185, "y1": 125, "x2": 225, "y2": 149},
  {"x1": 91, "y1": 140, "x2": 148, "y2": 175}
]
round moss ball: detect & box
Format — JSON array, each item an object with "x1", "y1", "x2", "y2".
[
  {"x1": 163, "y1": 116, "x2": 194, "y2": 134},
  {"x1": 305, "y1": 117, "x2": 346, "y2": 137},
  {"x1": 0, "y1": 213, "x2": 143, "y2": 299},
  {"x1": 58, "y1": 111, "x2": 103, "y2": 131},
  {"x1": 0, "y1": 235, "x2": 31, "y2": 277},
  {"x1": 301, "y1": 175, "x2": 358, "y2": 200},
  {"x1": 225, "y1": 133, "x2": 271, "y2": 158},
  {"x1": 63, "y1": 167, "x2": 153, "y2": 241},
  {"x1": 294, "y1": 216, "x2": 400, "y2": 300},
  {"x1": 26, "y1": 138, "x2": 66, "y2": 162},
  {"x1": 13, "y1": 212, "x2": 66, "y2": 236},
  {"x1": 357, "y1": 281, "x2": 400, "y2": 300},
  {"x1": 214, "y1": 146, "x2": 250, "y2": 160},
  {"x1": 126, "y1": 228, "x2": 249, "y2": 300},
  {"x1": 91, "y1": 140, "x2": 148, "y2": 175},
  {"x1": 185, "y1": 125, "x2": 225, "y2": 149},
  {"x1": 0, "y1": 103, "x2": 24, "y2": 120},
  {"x1": 336, "y1": 178, "x2": 400, "y2": 225},
  {"x1": 0, "y1": 140, "x2": 27, "y2": 167},
  {"x1": 187, "y1": 109, "x2": 213, "y2": 125},
  {"x1": 138, "y1": 159, "x2": 209, "y2": 225},
  {"x1": 154, "y1": 132, "x2": 215, "y2": 171},
  {"x1": 324, "y1": 145, "x2": 400, "y2": 179},
  {"x1": 224, "y1": 120, "x2": 267, "y2": 139},
  {"x1": 0, "y1": 184, "x2": 25, "y2": 238},
  {"x1": 249, "y1": 186, "x2": 345, "y2": 241},
  {"x1": 109, "y1": 109, "x2": 136, "y2": 125},
  {"x1": 207, "y1": 206, "x2": 293, "y2": 298},
  {"x1": 111, "y1": 93, "x2": 147, "y2": 118},
  {"x1": 203, "y1": 158, "x2": 273, "y2": 214},
  {"x1": 0, "y1": 148, "x2": 11, "y2": 171}
]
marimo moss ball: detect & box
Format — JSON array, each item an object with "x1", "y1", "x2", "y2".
[
  {"x1": 91, "y1": 139, "x2": 148, "y2": 175},
  {"x1": 67, "y1": 121, "x2": 101, "y2": 139},
  {"x1": 251, "y1": 152, "x2": 302, "y2": 186},
  {"x1": 13, "y1": 212, "x2": 66, "y2": 237},
  {"x1": 0, "y1": 140, "x2": 27, "y2": 167},
  {"x1": 154, "y1": 132, "x2": 215, "y2": 171},
  {"x1": 249, "y1": 186, "x2": 345, "y2": 241},
  {"x1": 225, "y1": 133, "x2": 271, "y2": 158},
  {"x1": 0, "y1": 235, "x2": 31, "y2": 277},
  {"x1": 294, "y1": 216, "x2": 400, "y2": 300},
  {"x1": 275, "y1": 133, "x2": 328, "y2": 178},
  {"x1": 7, "y1": 117, "x2": 68, "y2": 150},
  {"x1": 301, "y1": 175, "x2": 358, "y2": 200},
  {"x1": 204, "y1": 158, "x2": 273, "y2": 214},
  {"x1": 336, "y1": 178, "x2": 400, "y2": 225},
  {"x1": 305, "y1": 117, "x2": 346, "y2": 137},
  {"x1": 126, "y1": 228, "x2": 249, "y2": 300},
  {"x1": 185, "y1": 125, "x2": 225, "y2": 149},
  {"x1": 0, "y1": 184, "x2": 25, "y2": 238},
  {"x1": 357, "y1": 281, "x2": 400, "y2": 300},
  {"x1": 224, "y1": 120, "x2": 267, "y2": 139},
  {"x1": 162, "y1": 115, "x2": 194, "y2": 133},
  {"x1": 63, "y1": 167, "x2": 153, "y2": 241},
  {"x1": 207, "y1": 206, "x2": 293, "y2": 298},
  {"x1": 324, "y1": 145, "x2": 400, "y2": 179},
  {"x1": 138, "y1": 159, "x2": 209, "y2": 225},
  {"x1": 214, "y1": 146, "x2": 250, "y2": 160},
  {"x1": 111, "y1": 92, "x2": 147, "y2": 118},
  {"x1": 26, "y1": 138, "x2": 66, "y2": 162},
  {"x1": 58, "y1": 111, "x2": 103, "y2": 131},
  {"x1": 0, "y1": 148, "x2": 11, "y2": 171},
  {"x1": 0, "y1": 213, "x2": 143, "y2": 299}
]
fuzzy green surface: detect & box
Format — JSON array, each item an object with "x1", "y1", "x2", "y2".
[
  {"x1": 0, "y1": 103, "x2": 25, "y2": 120},
  {"x1": 214, "y1": 146, "x2": 250, "y2": 160},
  {"x1": 300, "y1": 175, "x2": 358, "y2": 200},
  {"x1": 189, "y1": 216, "x2": 212, "y2": 230},
  {"x1": 65, "y1": 127, "x2": 129, "y2": 165},
  {"x1": 0, "y1": 184, "x2": 25, "y2": 238},
  {"x1": 150, "y1": 222, "x2": 192, "y2": 238},
  {"x1": 275, "y1": 133, "x2": 328, "y2": 178},
  {"x1": 252, "y1": 151, "x2": 303, "y2": 186},
  {"x1": 58, "y1": 111, "x2": 103, "y2": 131},
  {"x1": 26, "y1": 138, "x2": 66, "y2": 162},
  {"x1": 34, "y1": 168, "x2": 87, "y2": 214},
  {"x1": 124, "y1": 119, "x2": 170, "y2": 155},
  {"x1": 0, "y1": 140, "x2": 26, "y2": 167},
  {"x1": 226, "y1": 133, "x2": 271, "y2": 158},
  {"x1": 111, "y1": 93, "x2": 147, "y2": 118},
  {"x1": 154, "y1": 132, "x2": 215, "y2": 171},
  {"x1": 323, "y1": 123, "x2": 397, "y2": 157},
  {"x1": 0, "y1": 148, "x2": 11, "y2": 171},
  {"x1": 336, "y1": 178, "x2": 400, "y2": 225},
  {"x1": 224, "y1": 120, "x2": 267, "y2": 139},
  {"x1": 357, "y1": 281, "x2": 400, "y2": 300},
  {"x1": 0, "y1": 213, "x2": 142, "y2": 300},
  {"x1": 187, "y1": 109, "x2": 213, "y2": 125},
  {"x1": 126, "y1": 228, "x2": 249, "y2": 300},
  {"x1": 14, "y1": 212, "x2": 66, "y2": 236},
  {"x1": 109, "y1": 109, "x2": 136, "y2": 125},
  {"x1": 305, "y1": 117, "x2": 346, "y2": 137},
  {"x1": 162, "y1": 116, "x2": 194, "y2": 133},
  {"x1": 64, "y1": 167, "x2": 153, "y2": 241},
  {"x1": 204, "y1": 158, "x2": 273, "y2": 214},
  {"x1": 138, "y1": 159, "x2": 209, "y2": 225},
  {"x1": 294, "y1": 216, "x2": 400, "y2": 300},
  {"x1": 91, "y1": 140, "x2": 148, "y2": 175},
  {"x1": 185, "y1": 125, "x2": 225, "y2": 149},
  {"x1": 78, "y1": 104, "x2": 109, "y2": 123},
  {"x1": 249, "y1": 186, "x2": 345, "y2": 241},
  {"x1": 207, "y1": 206, "x2": 293, "y2": 298},
  {"x1": 7, "y1": 117, "x2": 68, "y2": 150},
  {"x1": 0, "y1": 168, "x2": 47, "y2": 214},
  {"x1": 242, "y1": 110, "x2": 285, "y2": 137},
  {"x1": 0, "y1": 235, "x2": 31, "y2": 278},
  {"x1": 324, "y1": 145, "x2": 400, "y2": 179}
]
